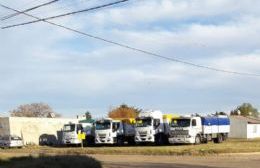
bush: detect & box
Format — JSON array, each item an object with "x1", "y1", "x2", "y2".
[
  {"x1": 0, "y1": 155, "x2": 102, "y2": 168},
  {"x1": 108, "y1": 104, "x2": 141, "y2": 118}
]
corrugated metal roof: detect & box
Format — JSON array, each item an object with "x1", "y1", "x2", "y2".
[{"x1": 231, "y1": 115, "x2": 260, "y2": 124}]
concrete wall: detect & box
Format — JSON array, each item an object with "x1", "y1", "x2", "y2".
[
  {"x1": 0, "y1": 117, "x2": 10, "y2": 136},
  {"x1": 8, "y1": 117, "x2": 78, "y2": 145},
  {"x1": 247, "y1": 124, "x2": 260, "y2": 139},
  {"x1": 229, "y1": 117, "x2": 247, "y2": 138}
]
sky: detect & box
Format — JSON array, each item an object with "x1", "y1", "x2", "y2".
[{"x1": 0, "y1": 0, "x2": 260, "y2": 118}]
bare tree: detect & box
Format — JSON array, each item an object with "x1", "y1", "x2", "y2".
[{"x1": 9, "y1": 103, "x2": 61, "y2": 118}]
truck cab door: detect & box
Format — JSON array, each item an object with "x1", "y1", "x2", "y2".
[
  {"x1": 77, "y1": 124, "x2": 83, "y2": 134},
  {"x1": 191, "y1": 119, "x2": 199, "y2": 136},
  {"x1": 154, "y1": 118, "x2": 166, "y2": 134}
]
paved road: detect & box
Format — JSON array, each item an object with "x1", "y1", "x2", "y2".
[{"x1": 92, "y1": 153, "x2": 260, "y2": 168}]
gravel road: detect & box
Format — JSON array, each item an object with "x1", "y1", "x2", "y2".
[{"x1": 92, "y1": 153, "x2": 260, "y2": 168}]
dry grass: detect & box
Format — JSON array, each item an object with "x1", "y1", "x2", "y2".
[{"x1": 1, "y1": 139, "x2": 260, "y2": 157}]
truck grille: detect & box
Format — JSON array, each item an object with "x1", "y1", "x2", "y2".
[
  {"x1": 138, "y1": 131, "x2": 147, "y2": 135},
  {"x1": 98, "y1": 134, "x2": 106, "y2": 138},
  {"x1": 171, "y1": 130, "x2": 188, "y2": 136}
]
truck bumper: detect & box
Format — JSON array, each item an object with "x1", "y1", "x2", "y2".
[
  {"x1": 135, "y1": 135, "x2": 154, "y2": 143},
  {"x1": 95, "y1": 137, "x2": 115, "y2": 144},
  {"x1": 62, "y1": 139, "x2": 81, "y2": 145},
  {"x1": 168, "y1": 137, "x2": 195, "y2": 144}
]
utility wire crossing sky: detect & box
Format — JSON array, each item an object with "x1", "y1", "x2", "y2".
[
  {"x1": 1, "y1": 0, "x2": 59, "y2": 21},
  {"x1": 1, "y1": 1, "x2": 260, "y2": 77},
  {"x1": 1, "y1": 0, "x2": 260, "y2": 117}
]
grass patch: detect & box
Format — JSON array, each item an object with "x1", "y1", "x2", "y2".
[
  {"x1": 1, "y1": 139, "x2": 260, "y2": 157},
  {"x1": 0, "y1": 155, "x2": 102, "y2": 168}
]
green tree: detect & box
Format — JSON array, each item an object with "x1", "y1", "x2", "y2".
[
  {"x1": 230, "y1": 103, "x2": 259, "y2": 118},
  {"x1": 215, "y1": 111, "x2": 227, "y2": 115},
  {"x1": 85, "y1": 111, "x2": 92, "y2": 120}
]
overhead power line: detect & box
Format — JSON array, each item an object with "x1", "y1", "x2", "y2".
[
  {"x1": 1, "y1": 0, "x2": 59, "y2": 21},
  {"x1": 0, "y1": 0, "x2": 77, "y2": 24},
  {"x1": 1, "y1": 4, "x2": 260, "y2": 77},
  {"x1": 1, "y1": 0, "x2": 130, "y2": 29}
]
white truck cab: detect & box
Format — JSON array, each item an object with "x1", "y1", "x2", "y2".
[
  {"x1": 95, "y1": 118, "x2": 135, "y2": 145},
  {"x1": 169, "y1": 116, "x2": 201, "y2": 144},
  {"x1": 62, "y1": 123, "x2": 83, "y2": 146},
  {"x1": 135, "y1": 110, "x2": 172, "y2": 145},
  {"x1": 169, "y1": 115, "x2": 230, "y2": 144}
]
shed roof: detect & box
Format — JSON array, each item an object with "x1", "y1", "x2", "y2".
[{"x1": 231, "y1": 115, "x2": 260, "y2": 124}]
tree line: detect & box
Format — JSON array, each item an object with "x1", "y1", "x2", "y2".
[{"x1": 8, "y1": 102, "x2": 259, "y2": 118}]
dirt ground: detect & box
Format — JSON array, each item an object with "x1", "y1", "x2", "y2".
[{"x1": 93, "y1": 153, "x2": 260, "y2": 168}]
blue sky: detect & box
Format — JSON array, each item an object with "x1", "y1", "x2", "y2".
[{"x1": 0, "y1": 0, "x2": 260, "y2": 118}]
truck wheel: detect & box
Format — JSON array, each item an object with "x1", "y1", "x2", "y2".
[
  {"x1": 195, "y1": 135, "x2": 201, "y2": 145},
  {"x1": 214, "y1": 134, "x2": 223, "y2": 143},
  {"x1": 202, "y1": 137, "x2": 208, "y2": 144},
  {"x1": 155, "y1": 134, "x2": 164, "y2": 145},
  {"x1": 127, "y1": 138, "x2": 135, "y2": 146},
  {"x1": 223, "y1": 134, "x2": 228, "y2": 141},
  {"x1": 163, "y1": 135, "x2": 170, "y2": 145},
  {"x1": 117, "y1": 137, "x2": 124, "y2": 146}
]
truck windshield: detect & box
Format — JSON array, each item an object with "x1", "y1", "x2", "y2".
[
  {"x1": 63, "y1": 124, "x2": 76, "y2": 132},
  {"x1": 96, "y1": 120, "x2": 111, "y2": 130},
  {"x1": 171, "y1": 119, "x2": 191, "y2": 127},
  {"x1": 136, "y1": 118, "x2": 152, "y2": 127}
]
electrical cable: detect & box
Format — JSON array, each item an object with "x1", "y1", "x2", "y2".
[
  {"x1": 1, "y1": 4, "x2": 260, "y2": 77},
  {"x1": 1, "y1": 0, "x2": 130, "y2": 29},
  {"x1": 1, "y1": 0, "x2": 59, "y2": 21}
]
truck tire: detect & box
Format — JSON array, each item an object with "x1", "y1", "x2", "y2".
[
  {"x1": 127, "y1": 137, "x2": 135, "y2": 146},
  {"x1": 202, "y1": 137, "x2": 208, "y2": 144},
  {"x1": 117, "y1": 137, "x2": 124, "y2": 146},
  {"x1": 163, "y1": 135, "x2": 170, "y2": 145},
  {"x1": 155, "y1": 134, "x2": 164, "y2": 145},
  {"x1": 214, "y1": 134, "x2": 223, "y2": 143},
  {"x1": 223, "y1": 133, "x2": 228, "y2": 141},
  {"x1": 195, "y1": 135, "x2": 201, "y2": 145}
]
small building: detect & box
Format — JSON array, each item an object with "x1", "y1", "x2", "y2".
[
  {"x1": 229, "y1": 116, "x2": 260, "y2": 139},
  {"x1": 0, "y1": 117, "x2": 78, "y2": 145}
]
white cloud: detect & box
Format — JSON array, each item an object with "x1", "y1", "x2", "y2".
[
  {"x1": 85, "y1": 0, "x2": 260, "y2": 26},
  {"x1": 1, "y1": 0, "x2": 260, "y2": 116}
]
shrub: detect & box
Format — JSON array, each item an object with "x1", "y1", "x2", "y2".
[{"x1": 0, "y1": 155, "x2": 102, "y2": 168}]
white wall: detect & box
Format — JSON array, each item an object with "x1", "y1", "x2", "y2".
[
  {"x1": 247, "y1": 124, "x2": 260, "y2": 139},
  {"x1": 229, "y1": 117, "x2": 247, "y2": 138},
  {"x1": 9, "y1": 117, "x2": 78, "y2": 145}
]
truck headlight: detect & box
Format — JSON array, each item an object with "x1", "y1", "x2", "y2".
[{"x1": 186, "y1": 135, "x2": 191, "y2": 138}]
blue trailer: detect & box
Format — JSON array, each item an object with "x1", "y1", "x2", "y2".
[{"x1": 169, "y1": 115, "x2": 230, "y2": 144}]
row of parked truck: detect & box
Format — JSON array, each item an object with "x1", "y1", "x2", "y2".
[{"x1": 61, "y1": 110, "x2": 230, "y2": 146}]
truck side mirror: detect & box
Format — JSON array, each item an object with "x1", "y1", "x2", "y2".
[
  {"x1": 112, "y1": 124, "x2": 118, "y2": 132},
  {"x1": 153, "y1": 119, "x2": 160, "y2": 128}
]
